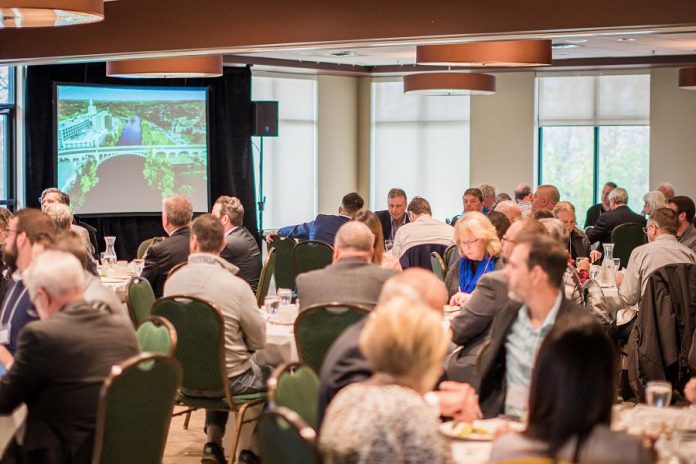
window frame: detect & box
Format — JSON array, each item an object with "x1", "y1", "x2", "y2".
[{"x1": 0, "y1": 66, "x2": 16, "y2": 209}]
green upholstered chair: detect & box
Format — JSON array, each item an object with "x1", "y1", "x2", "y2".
[
  {"x1": 258, "y1": 407, "x2": 320, "y2": 464},
  {"x1": 91, "y1": 353, "x2": 182, "y2": 464},
  {"x1": 268, "y1": 363, "x2": 320, "y2": 429},
  {"x1": 268, "y1": 236, "x2": 298, "y2": 291},
  {"x1": 611, "y1": 223, "x2": 648, "y2": 269},
  {"x1": 292, "y1": 240, "x2": 333, "y2": 277},
  {"x1": 126, "y1": 276, "x2": 156, "y2": 328},
  {"x1": 136, "y1": 316, "x2": 177, "y2": 356},
  {"x1": 430, "y1": 251, "x2": 446, "y2": 282},
  {"x1": 294, "y1": 303, "x2": 370, "y2": 374},
  {"x1": 152, "y1": 296, "x2": 266, "y2": 463},
  {"x1": 256, "y1": 248, "x2": 277, "y2": 307},
  {"x1": 444, "y1": 244, "x2": 457, "y2": 269},
  {"x1": 136, "y1": 237, "x2": 164, "y2": 259}
]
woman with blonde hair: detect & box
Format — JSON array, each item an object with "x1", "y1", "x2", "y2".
[
  {"x1": 445, "y1": 212, "x2": 502, "y2": 305},
  {"x1": 354, "y1": 209, "x2": 401, "y2": 270}
]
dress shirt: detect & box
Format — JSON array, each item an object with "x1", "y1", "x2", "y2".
[
  {"x1": 389, "y1": 215, "x2": 407, "y2": 241},
  {"x1": 619, "y1": 234, "x2": 696, "y2": 307},
  {"x1": 389, "y1": 215, "x2": 455, "y2": 258},
  {"x1": 504, "y1": 293, "x2": 561, "y2": 418},
  {"x1": 678, "y1": 224, "x2": 696, "y2": 253}
]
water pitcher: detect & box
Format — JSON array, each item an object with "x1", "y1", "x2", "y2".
[
  {"x1": 103, "y1": 236, "x2": 118, "y2": 269},
  {"x1": 601, "y1": 243, "x2": 616, "y2": 286}
]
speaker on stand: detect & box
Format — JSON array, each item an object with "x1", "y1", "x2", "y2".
[{"x1": 251, "y1": 101, "x2": 278, "y2": 235}]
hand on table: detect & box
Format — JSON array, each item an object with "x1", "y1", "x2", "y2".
[
  {"x1": 615, "y1": 271, "x2": 625, "y2": 288},
  {"x1": 685, "y1": 377, "x2": 696, "y2": 403},
  {"x1": 449, "y1": 292, "x2": 471, "y2": 307},
  {"x1": 435, "y1": 381, "x2": 482, "y2": 423},
  {"x1": 589, "y1": 250, "x2": 602, "y2": 263}
]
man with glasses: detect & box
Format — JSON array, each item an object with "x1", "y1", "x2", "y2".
[{"x1": 388, "y1": 196, "x2": 454, "y2": 258}]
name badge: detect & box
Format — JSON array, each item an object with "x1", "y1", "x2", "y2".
[{"x1": 0, "y1": 329, "x2": 9, "y2": 345}]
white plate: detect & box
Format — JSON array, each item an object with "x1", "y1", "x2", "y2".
[{"x1": 440, "y1": 418, "x2": 525, "y2": 441}]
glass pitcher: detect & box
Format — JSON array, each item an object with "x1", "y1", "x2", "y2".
[
  {"x1": 601, "y1": 243, "x2": 616, "y2": 286},
  {"x1": 102, "y1": 236, "x2": 118, "y2": 270}
]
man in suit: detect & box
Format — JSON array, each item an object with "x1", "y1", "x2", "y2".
[
  {"x1": 267, "y1": 192, "x2": 364, "y2": 245},
  {"x1": 296, "y1": 221, "x2": 398, "y2": 310},
  {"x1": 141, "y1": 195, "x2": 193, "y2": 297},
  {"x1": 212, "y1": 195, "x2": 262, "y2": 292},
  {"x1": 375, "y1": 188, "x2": 410, "y2": 243},
  {"x1": 0, "y1": 250, "x2": 139, "y2": 464},
  {"x1": 585, "y1": 181, "x2": 617, "y2": 228},
  {"x1": 478, "y1": 233, "x2": 592, "y2": 418},
  {"x1": 586, "y1": 187, "x2": 646, "y2": 246}
]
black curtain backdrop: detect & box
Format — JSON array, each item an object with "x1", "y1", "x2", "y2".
[{"x1": 25, "y1": 63, "x2": 257, "y2": 260}]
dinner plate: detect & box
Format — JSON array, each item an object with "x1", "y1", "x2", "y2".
[{"x1": 439, "y1": 421, "x2": 494, "y2": 441}]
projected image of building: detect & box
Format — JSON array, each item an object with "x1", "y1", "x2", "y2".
[{"x1": 57, "y1": 100, "x2": 116, "y2": 151}]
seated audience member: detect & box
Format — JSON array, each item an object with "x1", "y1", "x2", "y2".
[
  {"x1": 495, "y1": 192, "x2": 512, "y2": 203},
  {"x1": 539, "y1": 218, "x2": 585, "y2": 303},
  {"x1": 667, "y1": 195, "x2": 696, "y2": 252},
  {"x1": 451, "y1": 188, "x2": 483, "y2": 225},
  {"x1": 494, "y1": 200, "x2": 522, "y2": 223},
  {"x1": 318, "y1": 269, "x2": 479, "y2": 427},
  {"x1": 390, "y1": 196, "x2": 454, "y2": 258},
  {"x1": 480, "y1": 184, "x2": 496, "y2": 214},
  {"x1": 487, "y1": 211, "x2": 511, "y2": 240},
  {"x1": 445, "y1": 219, "x2": 546, "y2": 387},
  {"x1": 354, "y1": 209, "x2": 401, "y2": 270},
  {"x1": 532, "y1": 184, "x2": 560, "y2": 212},
  {"x1": 141, "y1": 195, "x2": 193, "y2": 298},
  {"x1": 211, "y1": 195, "x2": 262, "y2": 291},
  {"x1": 0, "y1": 207, "x2": 14, "y2": 303},
  {"x1": 514, "y1": 183, "x2": 533, "y2": 218},
  {"x1": 656, "y1": 182, "x2": 676, "y2": 201},
  {"x1": 296, "y1": 221, "x2": 398, "y2": 310},
  {"x1": 617, "y1": 208, "x2": 696, "y2": 307},
  {"x1": 40, "y1": 187, "x2": 96, "y2": 257},
  {"x1": 164, "y1": 214, "x2": 268, "y2": 464},
  {"x1": 320, "y1": 298, "x2": 462, "y2": 464},
  {"x1": 43, "y1": 203, "x2": 98, "y2": 275},
  {"x1": 445, "y1": 212, "x2": 502, "y2": 304},
  {"x1": 642, "y1": 190, "x2": 667, "y2": 216},
  {"x1": 478, "y1": 234, "x2": 590, "y2": 418},
  {"x1": 586, "y1": 187, "x2": 646, "y2": 246},
  {"x1": 552, "y1": 201, "x2": 591, "y2": 260},
  {"x1": 375, "y1": 188, "x2": 410, "y2": 242},
  {"x1": 490, "y1": 319, "x2": 652, "y2": 464},
  {"x1": 0, "y1": 251, "x2": 139, "y2": 464},
  {"x1": 532, "y1": 209, "x2": 554, "y2": 220},
  {"x1": 267, "y1": 192, "x2": 364, "y2": 245},
  {"x1": 585, "y1": 181, "x2": 617, "y2": 228}
]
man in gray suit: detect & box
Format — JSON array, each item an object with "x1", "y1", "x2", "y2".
[{"x1": 296, "y1": 221, "x2": 398, "y2": 310}]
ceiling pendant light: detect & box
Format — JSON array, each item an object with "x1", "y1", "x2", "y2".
[
  {"x1": 403, "y1": 72, "x2": 496, "y2": 96},
  {"x1": 416, "y1": 40, "x2": 552, "y2": 67},
  {"x1": 0, "y1": 0, "x2": 104, "y2": 27},
  {"x1": 678, "y1": 67, "x2": 696, "y2": 90},
  {"x1": 107, "y1": 55, "x2": 224, "y2": 79}
]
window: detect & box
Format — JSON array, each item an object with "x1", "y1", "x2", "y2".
[
  {"x1": 251, "y1": 74, "x2": 317, "y2": 230},
  {"x1": 371, "y1": 79, "x2": 470, "y2": 220},
  {"x1": 537, "y1": 74, "x2": 650, "y2": 227},
  {"x1": 0, "y1": 66, "x2": 15, "y2": 203}
]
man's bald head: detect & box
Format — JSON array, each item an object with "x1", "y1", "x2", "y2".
[
  {"x1": 333, "y1": 221, "x2": 375, "y2": 263},
  {"x1": 378, "y1": 268, "x2": 448, "y2": 312}
]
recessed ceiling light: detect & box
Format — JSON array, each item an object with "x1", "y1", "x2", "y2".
[
  {"x1": 552, "y1": 43, "x2": 581, "y2": 49},
  {"x1": 616, "y1": 38, "x2": 637, "y2": 42},
  {"x1": 564, "y1": 39, "x2": 587, "y2": 44}
]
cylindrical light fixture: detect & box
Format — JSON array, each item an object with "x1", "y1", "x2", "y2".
[
  {"x1": 679, "y1": 67, "x2": 696, "y2": 90},
  {"x1": 0, "y1": 0, "x2": 104, "y2": 27},
  {"x1": 403, "y1": 72, "x2": 496, "y2": 96},
  {"x1": 107, "y1": 55, "x2": 224, "y2": 79},
  {"x1": 417, "y1": 40, "x2": 552, "y2": 67}
]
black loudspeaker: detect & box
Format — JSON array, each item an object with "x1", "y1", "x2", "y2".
[{"x1": 251, "y1": 101, "x2": 279, "y2": 137}]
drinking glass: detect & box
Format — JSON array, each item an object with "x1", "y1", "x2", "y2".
[
  {"x1": 589, "y1": 264, "x2": 600, "y2": 281},
  {"x1": 646, "y1": 381, "x2": 672, "y2": 408},
  {"x1": 613, "y1": 258, "x2": 621, "y2": 271},
  {"x1": 278, "y1": 288, "x2": 292, "y2": 305},
  {"x1": 384, "y1": 240, "x2": 394, "y2": 252},
  {"x1": 676, "y1": 430, "x2": 696, "y2": 462},
  {"x1": 264, "y1": 295, "x2": 280, "y2": 315}
]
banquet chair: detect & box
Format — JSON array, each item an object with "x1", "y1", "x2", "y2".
[
  {"x1": 268, "y1": 236, "x2": 298, "y2": 291},
  {"x1": 137, "y1": 237, "x2": 165, "y2": 259},
  {"x1": 611, "y1": 223, "x2": 647, "y2": 269},
  {"x1": 136, "y1": 316, "x2": 177, "y2": 356},
  {"x1": 399, "y1": 243, "x2": 448, "y2": 271},
  {"x1": 258, "y1": 407, "x2": 320, "y2": 464},
  {"x1": 126, "y1": 276, "x2": 156, "y2": 328},
  {"x1": 444, "y1": 244, "x2": 457, "y2": 268},
  {"x1": 152, "y1": 296, "x2": 267, "y2": 463},
  {"x1": 268, "y1": 362, "x2": 320, "y2": 429},
  {"x1": 294, "y1": 302, "x2": 370, "y2": 373},
  {"x1": 256, "y1": 248, "x2": 277, "y2": 307},
  {"x1": 91, "y1": 353, "x2": 182, "y2": 464},
  {"x1": 293, "y1": 240, "x2": 333, "y2": 276},
  {"x1": 430, "y1": 251, "x2": 446, "y2": 282}
]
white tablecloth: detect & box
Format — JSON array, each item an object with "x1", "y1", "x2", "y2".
[
  {"x1": 450, "y1": 440, "x2": 492, "y2": 464},
  {"x1": 253, "y1": 321, "x2": 297, "y2": 367}
]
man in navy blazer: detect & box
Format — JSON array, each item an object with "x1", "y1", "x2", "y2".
[
  {"x1": 267, "y1": 192, "x2": 364, "y2": 245},
  {"x1": 586, "y1": 187, "x2": 646, "y2": 246},
  {"x1": 375, "y1": 188, "x2": 410, "y2": 243}
]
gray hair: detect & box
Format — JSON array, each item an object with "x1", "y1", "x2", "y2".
[
  {"x1": 479, "y1": 184, "x2": 496, "y2": 199},
  {"x1": 335, "y1": 221, "x2": 375, "y2": 253},
  {"x1": 163, "y1": 195, "x2": 193, "y2": 227},
  {"x1": 43, "y1": 203, "x2": 73, "y2": 231},
  {"x1": 24, "y1": 250, "x2": 84, "y2": 300},
  {"x1": 514, "y1": 183, "x2": 532, "y2": 201},
  {"x1": 642, "y1": 191, "x2": 667, "y2": 215},
  {"x1": 609, "y1": 188, "x2": 628, "y2": 205},
  {"x1": 494, "y1": 200, "x2": 521, "y2": 216},
  {"x1": 539, "y1": 218, "x2": 567, "y2": 243}
]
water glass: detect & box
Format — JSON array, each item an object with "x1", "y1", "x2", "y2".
[
  {"x1": 278, "y1": 288, "x2": 292, "y2": 305},
  {"x1": 264, "y1": 295, "x2": 280, "y2": 315},
  {"x1": 384, "y1": 240, "x2": 394, "y2": 252},
  {"x1": 646, "y1": 380, "x2": 672, "y2": 408},
  {"x1": 589, "y1": 264, "x2": 600, "y2": 281},
  {"x1": 613, "y1": 258, "x2": 621, "y2": 271}
]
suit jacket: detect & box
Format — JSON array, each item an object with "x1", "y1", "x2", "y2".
[
  {"x1": 375, "y1": 210, "x2": 410, "y2": 242},
  {"x1": 585, "y1": 202, "x2": 609, "y2": 228},
  {"x1": 478, "y1": 296, "x2": 591, "y2": 418},
  {"x1": 140, "y1": 226, "x2": 191, "y2": 298},
  {"x1": 0, "y1": 300, "x2": 139, "y2": 464},
  {"x1": 276, "y1": 214, "x2": 350, "y2": 245},
  {"x1": 586, "y1": 205, "x2": 646, "y2": 246},
  {"x1": 295, "y1": 258, "x2": 398, "y2": 310},
  {"x1": 220, "y1": 227, "x2": 262, "y2": 292}
]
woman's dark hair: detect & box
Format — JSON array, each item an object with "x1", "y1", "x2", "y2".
[
  {"x1": 486, "y1": 211, "x2": 510, "y2": 240},
  {"x1": 525, "y1": 317, "x2": 616, "y2": 460}
]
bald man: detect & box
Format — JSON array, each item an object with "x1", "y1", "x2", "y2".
[{"x1": 532, "y1": 184, "x2": 560, "y2": 212}]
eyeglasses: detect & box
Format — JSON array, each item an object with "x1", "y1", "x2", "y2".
[{"x1": 459, "y1": 238, "x2": 481, "y2": 247}]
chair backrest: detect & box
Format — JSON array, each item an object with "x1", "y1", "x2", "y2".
[
  {"x1": 293, "y1": 240, "x2": 333, "y2": 276},
  {"x1": 294, "y1": 302, "x2": 370, "y2": 373},
  {"x1": 137, "y1": 237, "x2": 164, "y2": 259},
  {"x1": 399, "y1": 243, "x2": 449, "y2": 270},
  {"x1": 256, "y1": 248, "x2": 277, "y2": 307},
  {"x1": 126, "y1": 276, "x2": 156, "y2": 328},
  {"x1": 136, "y1": 316, "x2": 177, "y2": 356},
  {"x1": 430, "y1": 252, "x2": 446, "y2": 281},
  {"x1": 268, "y1": 363, "x2": 320, "y2": 429},
  {"x1": 269, "y1": 236, "x2": 298, "y2": 291},
  {"x1": 611, "y1": 223, "x2": 647, "y2": 269},
  {"x1": 444, "y1": 244, "x2": 457, "y2": 268},
  {"x1": 92, "y1": 353, "x2": 182, "y2": 464},
  {"x1": 166, "y1": 262, "x2": 187, "y2": 282},
  {"x1": 151, "y1": 296, "x2": 230, "y2": 400},
  {"x1": 258, "y1": 407, "x2": 320, "y2": 464}
]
